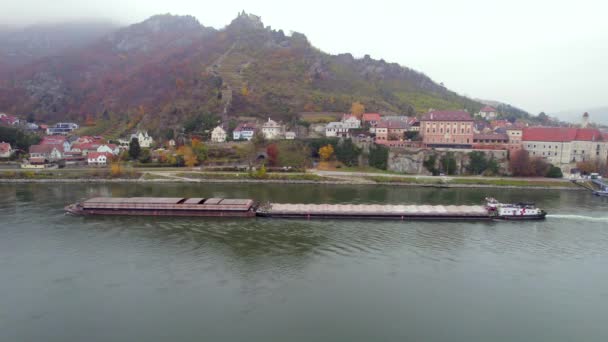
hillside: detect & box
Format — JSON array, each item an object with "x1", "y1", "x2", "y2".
[{"x1": 0, "y1": 12, "x2": 485, "y2": 137}]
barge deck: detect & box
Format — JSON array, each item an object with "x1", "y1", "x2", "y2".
[
  {"x1": 256, "y1": 203, "x2": 491, "y2": 220},
  {"x1": 65, "y1": 197, "x2": 256, "y2": 217}
]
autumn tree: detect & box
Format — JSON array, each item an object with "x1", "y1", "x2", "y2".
[
  {"x1": 319, "y1": 144, "x2": 334, "y2": 161},
  {"x1": 191, "y1": 138, "x2": 208, "y2": 163},
  {"x1": 577, "y1": 160, "x2": 600, "y2": 174},
  {"x1": 530, "y1": 157, "x2": 550, "y2": 177},
  {"x1": 177, "y1": 146, "x2": 198, "y2": 167},
  {"x1": 267, "y1": 143, "x2": 279, "y2": 166},
  {"x1": 509, "y1": 150, "x2": 532, "y2": 176},
  {"x1": 350, "y1": 101, "x2": 365, "y2": 119}
]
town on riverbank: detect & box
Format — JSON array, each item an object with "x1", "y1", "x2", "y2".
[{"x1": 1, "y1": 109, "x2": 607, "y2": 190}]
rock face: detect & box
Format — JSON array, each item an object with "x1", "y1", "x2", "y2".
[{"x1": 388, "y1": 149, "x2": 509, "y2": 175}]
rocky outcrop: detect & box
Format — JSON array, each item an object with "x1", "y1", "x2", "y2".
[{"x1": 388, "y1": 148, "x2": 509, "y2": 175}]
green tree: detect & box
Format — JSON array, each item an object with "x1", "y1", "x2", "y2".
[
  {"x1": 138, "y1": 148, "x2": 151, "y2": 163},
  {"x1": 369, "y1": 144, "x2": 389, "y2": 170},
  {"x1": 423, "y1": 154, "x2": 438, "y2": 175},
  {"x1": 467, "y1": 151, "x2": 488, "y2": 175},
  {"x1": 440, "y1": 153, "x2": 457, "y2": 175},
  {"x1": 129, "y1": 137, "x2": 141, "y2": 160},
  {"x1": 334, "y1": 139, "x2": 361, "y2": 167}
]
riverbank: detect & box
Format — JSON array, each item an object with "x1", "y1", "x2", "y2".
[{"x1": 0, "y1": 169, "x2": 581, "y2": 190}]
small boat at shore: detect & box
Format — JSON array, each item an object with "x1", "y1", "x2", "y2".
[{"x1": 66, "y1": 197, "x2": 547, "y2": 221}]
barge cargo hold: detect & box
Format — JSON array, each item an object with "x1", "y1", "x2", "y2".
[
  {"x1": 65, "y1": 197, "x2": 256, "y2": 217},
  {"x1": 256, "y1": 203, "x2": 492, "y2": 220}
]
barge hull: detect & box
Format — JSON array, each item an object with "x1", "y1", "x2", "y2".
[
  {"x1": 69, "y1": 208, "x2": 255, "y2": 218},
  {"x1": 256, "y1": 213, "x2": 491, "y2": 220}
]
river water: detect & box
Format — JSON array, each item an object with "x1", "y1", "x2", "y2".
[{"x1": 1, "y1": 183, "x2": 608, "y2": 341}]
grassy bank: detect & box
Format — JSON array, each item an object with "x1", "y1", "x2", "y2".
[
  {"x1": 366, "y1": 176, "x2": 577, "y2": 188},
  {"x1": 0, "y1": 170, "x2": 141, "y2": 180},
  {"x1": 175, "y1": 172, "x2": 331, "y2": 182}
]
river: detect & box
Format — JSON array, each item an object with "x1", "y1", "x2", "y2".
[{"x1": 1, "y1": 183, "x2": 608, "y2": 341}]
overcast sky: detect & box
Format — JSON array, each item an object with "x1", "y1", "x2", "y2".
[{"x1": 2, "y1": 0, "x2": 607, "y2": 115}]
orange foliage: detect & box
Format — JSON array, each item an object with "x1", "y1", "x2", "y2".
[
  {"x1": 350, "y1": 101, "x2": 365, "y2": 118},
  {"x1": 319, "y1": 144, "x2": 334, "y2": 161}
]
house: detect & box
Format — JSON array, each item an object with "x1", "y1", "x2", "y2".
[
  {"x1": 325, "y1": 122, "x2": 351, "y2": 138},
  {"x1": 71, "y1": 142, "x2": 101, "y2": 156},
  {"x1": 233, "y1": 123, "x2": 256, "y2": 140},
  {"x1": 25, "y1": 123, "x2": 39, "y2": 131},
  {"x1": 0, "y1": 113, "x2": 20, "y2": 126},
  {"x1": 522, "y1": 127, "x2": 608, "y2": 173},
  {"x1": 420, "y1": 110, "x2": 474, "y2": 148},
  {"x1": 341, "y1": 114, "x2": 361, "y2": 129},
  {"x1": 506, "y1": 128, "x2": 523, "y2": 151},
  {"x1": 478, "y1": 106, "x2": 498, "y2": 120},
  {"x1": 29, "y1": 144, "x2": 64, "y2": 164},
  {"x1": 46, "y1": 122, "x2": 79, "y2": 135},
  {"x1": 87, "y1": 152, "x2": 112, "y2": 166},
  {"x1": 362, "y1": 113, "x2": 381, "y2": 126},
  {"x1": 40, "y1": 135, "x2": 71, "y2": 152},
  {"x1": 490, "y1": 120, "x2": 510, "y2": 130},
  {"x1": 261, "y1": 118, "x2": 284, "y2": 139},
  {"x1": 375, "y1": 120, "x2": 409, "y2": 142},
  {"x1": 0, "y1": 142, "x2": 13, "y2": 158},
  {"x1": 132, "y1": 131, "x2": 154, "y2": 148},
  {"x1": 285, "y1": 131, "x2": 296, "y2": 140},
  {"x1": 97, "y1": 144, "x2": 120, "y2": 155},
  {"x1": 75, "y1": 136, "x2": 105, "y2": 145},
  {"x1": 211, "y1": 125, "x2": 227, "y2": 143}
]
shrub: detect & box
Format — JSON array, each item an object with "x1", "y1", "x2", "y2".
[{"x1": 546, "y1": 165, "x2": 563, "y2": 178}]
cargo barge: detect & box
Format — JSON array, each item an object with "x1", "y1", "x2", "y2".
[
  {"x1": 65, "y1": 197, "x2": 256, "y2": 217},
  {"x1": 66, "y1": 197, "x2": 546, "y2": 221}
]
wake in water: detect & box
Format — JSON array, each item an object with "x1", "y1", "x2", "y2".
[{"x1": 547, "y1": 214, "x2": 608, "y2": 222}]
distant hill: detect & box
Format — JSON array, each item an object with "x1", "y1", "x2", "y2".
[
  {"x1": 0, "y1": 20, "x2": 119, "y2": 71},
  {"x1": 0, "y1": 12, "x2": 485, "y2": 136}
]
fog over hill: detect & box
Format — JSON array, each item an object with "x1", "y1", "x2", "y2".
[
  {"x1": 0, "y1": 20, "x2": 119, "y2": 68},
  {"x1": 551, "y1": 108, "x2": 608, "y2": 126}
]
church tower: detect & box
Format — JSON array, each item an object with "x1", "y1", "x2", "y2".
[{"x1": 582, "y1": 112, "x2": 589, "y2": 128}]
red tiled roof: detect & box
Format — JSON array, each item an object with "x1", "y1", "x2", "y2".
[
  {"x1": 522, "y1": 127, "x2": 605, "y2": 142},
  {"x1": 41, "y1": 135, "x2": 67, "y2": 144},
  {"x1": 29, "y1": 144, "x2": 57, "y2": 154},
  {"x1": 376, "y1": 120, "x2": 409, "y2": 129},
  {"x1": 0, "y1": 142, "x2": 11, "y2": 153},
  {"x1": 362, "y1": 113, "x2": 381, "y2": 122},
  {"x1": 421, "y1": 111, "x2": 473, "y2": 122},
  {"x1": 87, "y1": 152, "x2": 112, "y2": 160},
  {"x1": 480, "y1": 106, "x2": 497, "y2": 112},
  {"x1": 490, "y1": 120, "x2": 509, "y2": 128},
  {"x1": 234, "y1": 123, "x2": 256, "y2": 132},
  {"x1": 73, "y1": 142, "x2": 100, "y2": 151},
  {"x1": 574, "y1": 128, "x2": 605, "y2": 141}
]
